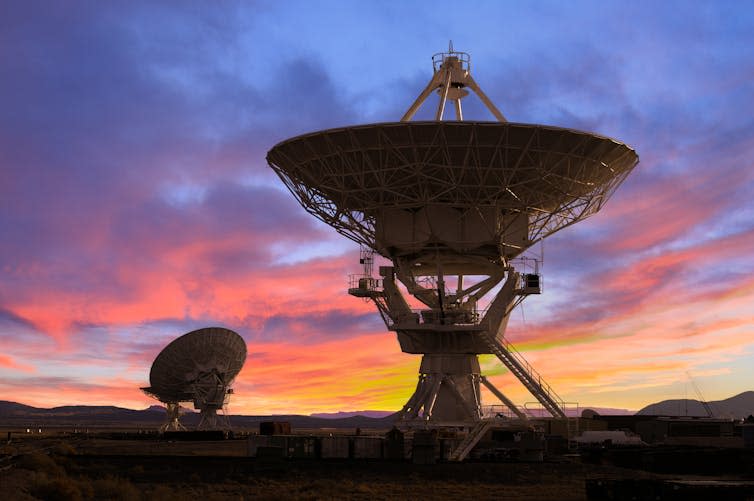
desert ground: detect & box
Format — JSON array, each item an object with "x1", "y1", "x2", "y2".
[{"x1": 1, "y1": 432, "x2": 715, "y2": 501}]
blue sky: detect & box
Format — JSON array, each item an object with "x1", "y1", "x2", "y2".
[{"x1": 1, "y1": 1, "x2": 754, "y2": 413}]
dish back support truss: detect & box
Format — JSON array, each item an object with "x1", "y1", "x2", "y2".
[{"x1": 267, "y1": 121, "x2": 637, "y2": 259}]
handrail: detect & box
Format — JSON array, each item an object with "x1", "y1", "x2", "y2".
[
  {"x1": 481, "y1": 405, "x2": 524, "y2": 419},
  {"x1": 448, "y1": 419, "x2": 493, "y2": 462},
  {"x1": 432, "y1": 50, "x2": 471, "y2": 73},
  {"x1": 495, "y1": 335, "x2": 564, "y2": 406},
  {"x1": 480, "y1": 330, "x2": 566, "y2": 418}
]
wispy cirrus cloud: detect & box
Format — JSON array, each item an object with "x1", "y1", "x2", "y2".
[{"x1": 1, "y1": 1, "x2": 754, "y2": 414}]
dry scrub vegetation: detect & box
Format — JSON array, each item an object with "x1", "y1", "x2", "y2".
[
  {"x1": 0, "y1": 439, "x2": 621, "y2": 500},
  {"x1": 6, "y1": 448, "x2": 143, "y2": 501}
]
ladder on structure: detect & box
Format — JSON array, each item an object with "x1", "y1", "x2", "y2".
[
  {"x1": 566, "y1": 416, "x2": 580, "y2": 450},
  {"x1": 480, "y1": 332, "x2": 567, "y2": 419},
  {"x1": 448, "y1": 420, "x2": 495, "y2": 462}
]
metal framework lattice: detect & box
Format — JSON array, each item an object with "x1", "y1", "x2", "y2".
[{"x1": 268, "y1": 121, "x2": 637, "y2": 259}]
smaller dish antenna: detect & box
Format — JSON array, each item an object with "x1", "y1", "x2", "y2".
[{"x1": 141, "y1": 327, "x2": 247, "y2": 431}]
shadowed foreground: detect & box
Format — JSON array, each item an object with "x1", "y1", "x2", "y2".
[{"x1": 1, "y1": 438, "x2": 661, "y2": 501}]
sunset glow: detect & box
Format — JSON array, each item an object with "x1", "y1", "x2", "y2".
[{"x1": 2, "y1": 1, "x2": 754, "y2": 415}]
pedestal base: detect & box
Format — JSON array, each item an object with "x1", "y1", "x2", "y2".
[
  {"x1": 160, "y1": 402, "x2": 186, "y2": 432},
  {"x1": 399, "y1": 354, "x2": 483, "y2": 423},
  {"x1": 196, "y1": 407, "x2": 230, "y2": 431}
]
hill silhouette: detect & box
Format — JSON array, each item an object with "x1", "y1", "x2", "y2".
[
  {"x1": 637, "y1": 391, "x2": 754, "y2": 419},
  {"x1": 0, "y1": 400, "x2": 397, "y2": 429}
]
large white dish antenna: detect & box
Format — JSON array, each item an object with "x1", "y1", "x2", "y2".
[
  {"x1": 142, "y1": 327, "x2": 247, "y2": 431},
  {"x1": 266, "y1": 46, "x2": 639, "y2": 440}
]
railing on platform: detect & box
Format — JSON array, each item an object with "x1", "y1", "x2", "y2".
[{"x1": 481, "y1": 405, "x2": 525, "y2": 420}]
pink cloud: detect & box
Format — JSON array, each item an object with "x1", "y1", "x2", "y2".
[{"x1": 0, "y1": 354, "x2": 35, "y2": 373}]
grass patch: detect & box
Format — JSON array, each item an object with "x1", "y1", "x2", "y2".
[
  {"x1": 17, "y1": 453, "x2": 65, "y2": 477},
  {"x1": 28, "y1": 475, "x2": 85, "y2": 501},
  {"x1": 89, "y1": 476, "x2": 140, "y2": 501}
]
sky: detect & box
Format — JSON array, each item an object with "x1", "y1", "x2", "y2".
[{"x1": 2, "y1": 0, "x2": 754, "y2": 416}]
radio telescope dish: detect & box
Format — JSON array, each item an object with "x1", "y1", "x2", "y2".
[
  {"x1": 267, "y1": 46, "x2": 638, "y2": 452},
  {"x1": 268, "y1": 121, "x2": 636, "y2": 259},
  {"x1": 142, "y1": 327, "x2": 247, "y2": 432}
]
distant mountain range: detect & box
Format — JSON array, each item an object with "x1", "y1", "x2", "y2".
[
  {"x1": 637, "y1": 391, "x2": 754, "y2": 419},
  {"x1": 0, "y1": 400, "x2": 397, "y2": 430},
  {"x1": 309, "y1": 411, "x2": 394, "y2": 419},
  {"x1": 2, "y1": 392, "x2": 752, "y2": 430}
]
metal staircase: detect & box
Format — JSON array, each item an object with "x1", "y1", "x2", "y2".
[
  {"x1": 480, "y1": 332, "x2": 566, "y2": 419},
  {"x1": 448, "y1": 419, "x2": 495, "y2": 462}
]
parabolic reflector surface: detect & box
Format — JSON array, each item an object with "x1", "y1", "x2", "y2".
[
  {"x1": 268, "y1": 121, "x2": 638, "y2": 256},
  {"x1": 145, "y1": 327, "x2": 247, "y2": 404}
]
